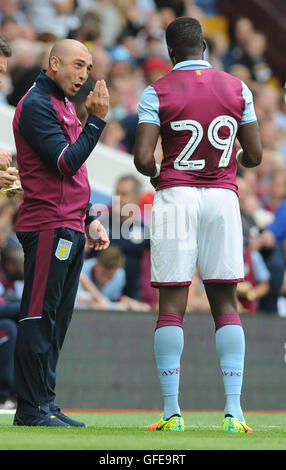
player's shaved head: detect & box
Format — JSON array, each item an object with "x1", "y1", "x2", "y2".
[
  {"x1": 49, "y1": 39, "x2": 90, "y2": 65},
  {"x1": 166, "y1": 17, "x2": 205, "y2": 63}
]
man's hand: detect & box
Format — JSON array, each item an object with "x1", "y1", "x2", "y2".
[
  {"x1": 85, "y1": 219, "x2": 110, "y2": 251},
  {"x1": 85, "y1": 79, "x2": 109, "y2": 120},
  {"x1": 0, "y1": 149, "x2": 12, "y2": 171},
  {"x1": 0, "y1": 167, "x2": 19, "y2": 188},
  {"x1": 0, "y1": 167, "x2": 22, "y2": 198}
]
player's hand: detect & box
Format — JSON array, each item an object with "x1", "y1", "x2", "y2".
[
  {"x1": 0, "y1": 167, "x2": 19, "y2": 188},
  {"x1": 85, "y1": 79, "x2": 109, "y2": 120},
  {"x1": 0, "y1": 149, "x2": 12, "y2": 171},
  {"x1": 85, "y1": 219, "x2": 110, "y2": 251}
]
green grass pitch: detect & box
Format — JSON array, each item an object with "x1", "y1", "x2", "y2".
[{"x1": 0, "y1": 410, "x2": 285, "y2": 451}]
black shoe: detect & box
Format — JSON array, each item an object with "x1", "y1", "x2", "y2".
[
  {"x1": 13, "y1": 410, "x2": 71, "y2": 427},
  {"x1": 50, "y1": 404, "x2": 86, "y2": 427}
]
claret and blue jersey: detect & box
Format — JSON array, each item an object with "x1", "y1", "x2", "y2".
[{"x1": 138, "y1": 60, "x2": 257, "y2": 193}]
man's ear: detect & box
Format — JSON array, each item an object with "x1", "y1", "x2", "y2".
[
  {"x1": 202, "y1": 40, "x2": 207, "y2": 52},
  {"x1": 49, "y1": 55, "x2": 60, "y2": 72},
  {"x1": 167, "y1": 46, "x2": 176, "y2": 66}
]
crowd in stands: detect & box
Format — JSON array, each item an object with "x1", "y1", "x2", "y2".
[{"x1": 0, "y1": 0, "x2": 285, "y2": 323}]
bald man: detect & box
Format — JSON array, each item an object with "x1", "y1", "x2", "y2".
[{"x1": 12, "y1": 39, "x2": 110, "y2": 427}]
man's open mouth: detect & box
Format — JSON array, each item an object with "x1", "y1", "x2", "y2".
[{"x1": 72, "y1": 82, "x2": 82, "y2": 92}]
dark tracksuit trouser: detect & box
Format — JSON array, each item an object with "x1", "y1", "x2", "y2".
[{"x1": 14, "y1": 227, "x2": 85, "y2": 416}]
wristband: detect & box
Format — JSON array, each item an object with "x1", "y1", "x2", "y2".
[
  {"x1": 236, "y1": 149, "x2": 243, "y2": 162},
  {"x1": 152, "y1": 163, "x2": 161, "y2": 178}
]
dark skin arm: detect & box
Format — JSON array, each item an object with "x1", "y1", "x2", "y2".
[
  {"x1": 237, "y1": 121, "x2": 262, "y2": 167},
  {"x1": 134, "y1": 123, "x2": 160, "y2": 177}
]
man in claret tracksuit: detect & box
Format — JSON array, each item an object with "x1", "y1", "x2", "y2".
[{"x1": 12, "y1": 39, "x2": 110, "y2": 427}]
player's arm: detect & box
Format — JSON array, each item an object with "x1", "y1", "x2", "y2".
[
  {"x1": 236, "y1": 81, "x2": 262, "y2": 168},
  {"x1": 134, "y1": 85, "x2": 161, "y2": 178},
  {"x1": 134, "y1": 123, "x2": 160, "y2": 177},
  {"x1": 236, "y1": 121, "x2": 262, "y2": 168}
]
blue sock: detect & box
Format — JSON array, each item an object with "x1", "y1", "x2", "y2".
[
  {"x1": 216, "y1": 324, "x2": 245, "y2": 422},
  {"x1": 154, "y1": 325, "x2": 184, "y2": 420}
]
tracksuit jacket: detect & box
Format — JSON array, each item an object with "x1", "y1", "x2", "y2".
[{"x1": 13, "y1": 70, "x2": 106, "y2": 233}]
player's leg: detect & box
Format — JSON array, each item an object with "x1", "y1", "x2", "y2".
[
  {"x1": 204, "y1": 283, "x2": 252, "y2": 432},
  {"x1": 204, "y1": 283, "x2": 245, "y2": 419},
  {"x1": 151, "y1": 285, "x2": 188, "y2": 428},
  {"x1": 149, "y1": 187, "x2": 198, "y2": 431},
  {"x1": 198, "y1": 188, "x2": 251, "y2": 432}
]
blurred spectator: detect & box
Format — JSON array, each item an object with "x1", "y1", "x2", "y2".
[
  {"x1": 206, "y1": 32, "x2": 228, "y2": 71},
  {"x1": 76, "y1": 244, "x2": 126, "y2": 309},
  {"x1": 0, "y1": 244, "x2": 22, "y2": 406},
  {"x1": 0, "y1": 317, "x2": 17, "y2": 409},
  {"x1": 251, "y1": 195, "x2": 286, "y2": 254},
  {"x1": 6, "y1": 39, "x2": 47, "y2": 106},
  {"x1": 107, "y1": 45, "x2": 144, "y2": 117},
  {"x1": 120, "y1": 112, "x2": 139, "y2": 154},
  {"x1": 105, "y1": 82, "x2": 128, "y2": 121},
  {"x1": 237, "y1": 172, "x2": 273, "y2": 231},
  {"x1": 99, "y1": 119, "x2": 128, "y2": 152},
  {"x1": 5, "y1": 208, "x2": 21, "y2": 248},
  {"x1": 0, "y1": 217, "x2": 11, "y2": 249},
  {"x1": 0, "y1": 199, "x2": 19, "y2": 249},
  {"x1": 237, "y1": 175, "x2": 271, "y2": 313},
  {"x1": 229, "y1": 63, "x2": 259, "y2": 94},
  {"x1": 275, "y1": 91, "x2": 286, "y2": 132},
  {"x1": 97, "y1": 174, "x2": 154, "y2": 305},
  {"x1": 249, "y1": 192, "x2": 286, "y2": 314},
  {"x1": 243, "y1": 31, "x2": 272, "y2": 84},
  {"x1": 135, "y1": 9, "x2": 166, "y2": 59},
  {"x1": 74, "y1": 9, "x2": 101, "y2": 49},
  {"x1": 0, "y1": 0, "x2": 28, "y2": 26},
  {"x1": 76, "y1": 244, "x2": 150, "y2": 310},
  {"x1": 237, "y1": 245, "x2": 270, "y2": 314},
  {"x1": 23, "y1": 0, "x2": 80, "y2": 40},
  {"x1": 89, "y1": 45, "x2": 111, "y2": 81},
  {"x1": 154, "y1": 0, "x2": 185, "y2": 19},
  {"x1": 262, "y1": 169, "x2": 286, "y2": 213},
  {"x1": 76, "y1": 0, "x2": 121, "y2": 48},
  {"x1": 0, "y1": 245, "x2": 24, "y2": 301},
  {"x1": 0, "y1": 15, "x2": 35, "y2": 42},
  {"x1": 224, "y1": 16, "x2": 256, "y2": 71},
  {"x1": 254, "y1": 148, "x2": 284, "y2": 207},
  {"x1": 114, "y1": 0, "x2": 146, "y2": 38},
  {"x1": 142, "y1": 55, "x2": 172, "y2": 84},
  {"x1": 254, "y1": 84, "x2": 281, "y2": 122},
  {"x1": 259, "y1": 119, "x2": 281, "y2": 154}
]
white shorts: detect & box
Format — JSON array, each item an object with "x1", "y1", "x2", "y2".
[{"x1": 150, "y1": 186, "x2": 244, "y2": 286}]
